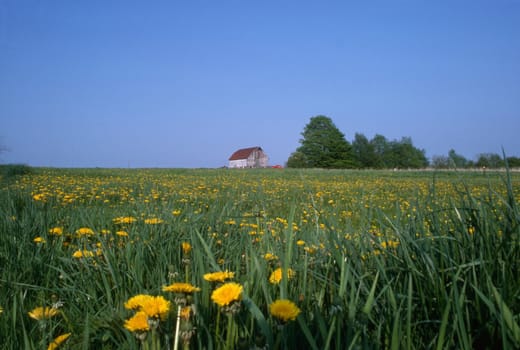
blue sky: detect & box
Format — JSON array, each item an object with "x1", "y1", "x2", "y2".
[{"x1": 1, "y1": 0, "x2": 519, "y2": 168}]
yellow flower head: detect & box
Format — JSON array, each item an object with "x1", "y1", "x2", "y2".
[
  {"x1": 72, "y1": 250, "x2": 94, "y2": 259},
  {"x1": 124, "y1": 311, "x2": 150, "y2": 333},
  {"x1": 203, "y1": 270, "x2": 235, "y2": 283},
  {"x1": 269, "y1": 299, "x2": 301, "y2": 322},
  {"x1": 140, "y1": 296, "x2": 170, "y2": 320},
  {"x1": 33, "y1": 236, "x2": 46, "y2": 244},
  {"x1": 116, "y1": 230, "x2": 129, "y2": 237},
  {"x1": 75, "y1": 227, "x2": 94, "y2": 236},
  {"x1": 125, "y1": 294, "x2": 153, "y2": 310},
  {"x1": 269, "y1": 268, "x2": 296, "y2": 284},
  {"x1": 211, "y1": 282, "x2": 243, "y2": 307},
  {"x1": 180, "y1": 306, "x2": 192, "y2": 320},
  {"x1": 181, "y1": 241, "x2": 192, "y2": 255},
  {"x1": 162, "y1": 282, "x2": 201, "y2": 294},
  {"x1": 28, "y1": 306, "x2": 59, "y2": 320},
  {"x1": 48, "y1": 227, "x2": 63, "y2": 235},
  {"x1": 47, "y1": 333, "x2": 71, "y2": 350},
  {"x1": 113, "y1": 216, "x2": 137, "y2": 225},
  {"x1": 144, "y1": 218, "x2": 164, "y2": 224},
  {"x1": 263, "y1": 253, "x2": 278, "y2": 261}
]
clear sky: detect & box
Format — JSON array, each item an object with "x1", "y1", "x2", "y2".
[{"x1": 1, "y1": 0, "x2": 519, "y2": 168}]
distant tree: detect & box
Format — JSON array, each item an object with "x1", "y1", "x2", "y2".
[
  {"x1": 448, "y1": 149, "x2": 469, "y2": 168},
  {"x1": 431, "y1": 155, "x2": 450, "y2": 169},
  {"x1": 369, "y1": 134, "x2": 389, "y2": 168},
  {"x1": 476, "y1": 153, "x2": 504, "y2": 168},
  {"x1": 506, "y1": 156, "x2": 520, "y2": 168},
  {"x1": 388, "y1": 137, "x2": 429, "y2": 168},
  {"x1": 352, "y1": 133, "x2": 376, "y2": 168},
  {"x1": 287, "y1": 115, "x2": 356, "y2": 168}
]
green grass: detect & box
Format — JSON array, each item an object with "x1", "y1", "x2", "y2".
[{"x1": 0, "y1": 168, "x2": 518, "y2": 349}]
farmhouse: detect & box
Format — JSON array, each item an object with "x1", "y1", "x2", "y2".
[{"x1": 228, "y1": 147, "x2": 269, "y2": 168}]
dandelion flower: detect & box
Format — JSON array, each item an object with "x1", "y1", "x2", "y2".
[
  {"x1": 162, "y1": 282, "x2": 200, "y2": 294},
  {"x1": 263, "y1": 253, "x2": 278, "y2": 261},
  {"x1": 269, "y1": 299, "x2": 301, "y2": 322},
  {"x1": 113, "y1": 216, "x2": 137, "y2": 225},
  {"x1": 116, "y1": 230, "x2": 129, "y2": 237},
  {"x1": 75, "y1": 227, "x2": 94, "y2": 236},
  {"x1": 33, "y1": 236, "x2": 46, "y2": 244},
  {"x1": 144, "y1": 218, "x2": 164, "y2": 224},
  {"x1": 181, "y1": 242, "x2": 192, "y2": 254},
  {"x1": 28, "y1": 306, "x2": 59, "y2": 320},
  {"x1": 72, "y1": 250, "x2": 94, "y2": 258},
  {"x1": 48, "y1": 227, "x2": 63, "y2": 235},
  {"x1": 203, "y1": 270, "x2": 235, "y2": 283},
  {"x1": 47, "y1": 333, "x2": 71, "y2": 350},
  {"x1": 124, "y1": 311, "x2": 150, "y2": 332},
  {"x1": 140, "y1": 296, "x2": 170, "y2": 320},
  {"x1": 211, "y1": 282, "x2": 243, "y2": 307},
  {"x1": 124, "y1": 294, "x2": 153, "y2": 311},
  {"x1": 269, "y1": 268, "x2": 296, "y2": 284}
]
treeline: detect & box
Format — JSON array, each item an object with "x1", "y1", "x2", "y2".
[{"x1": 286, "y1": 116, "x2": 519, "y2": 169}]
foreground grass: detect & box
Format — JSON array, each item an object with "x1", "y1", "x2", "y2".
[{"x1": 0, "y1": 168, "x2": 518, "y2": 349}]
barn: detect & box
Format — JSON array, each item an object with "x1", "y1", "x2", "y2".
[{"x1": 228, "y1": 147, "x2": 269, "y2": 168}]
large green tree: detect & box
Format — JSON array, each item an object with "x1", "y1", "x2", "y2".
[{"x1": 287, "y1": 116, "x2": 356, "y2": 168}]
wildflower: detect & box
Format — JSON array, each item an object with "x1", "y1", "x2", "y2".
[
  {"x1": 180, "y1": 306, "x2": 192, "y2": 320},
  {"x1": 48, "y1": 227, "x2": 63, "y2": 235},
  {"x1": 263, "y1": 253, "x2": 278, "y2": 261},
  {"x1": 72, "y1": 250, "x2": 94, "y2": 258},
  {"x1": 47, "y1": 333, "x2": 71, "y2": 350},
  {"x1": 124, "y1": 311, "x2": 150, "y2": 332},
  {"x1": 296, "y1": 240, "x2": 305, "y2": 246},
  {"x1": 28, "y1": 306, "x2": 59, "y2": 320},
  {"x1": 172, "y1": 209, "x2": 181, "y2": 216},
  {"x1": 33, "y1": 236, "x2": 46, "y2": 244},
  {"x1": 116, "y1": 230, "x2": 129, "y2": 237},
  {"x1": 125, "y1": 294, "x2": 153, "y2": 311},
  {"x1": 139, "y1": 296, "x2": 170, "y2": 320},
  {"x1": 269, "y1": 268, "x2": 296, "y2": 284},
  {"x1": 203, "y1": 270, "x2": 235, "y2": 283},
  {"x1": 211, "y1": 282, "x2": 243, "y2": 307},
  {"x1": 33, "y1": 193, "x2": 45, "y2": 201},
  {"x1": 468, "y1": 226, "x2": 476, "y2": 235},
  {"x1": 113, "y1": 216, "x2": 137, "y2": 225},
  {"x1": 182, "y1": 242, "x2": 192, "y2": 255},
  {"x1": 162, "y1": 282, "x2": 201, "y2": 294},
  {"x1": 381, "y1": 240, "x2": 400, "y2": 249},
  {"x1": 269, "y1": 299, "x2": 301, "y2": 322},
  {"x1": 144, "y1": 218, "x2": 164, "y2": 224},
  {"x1": 75, "y1": 227, "x2": 94, "y2": 236}
]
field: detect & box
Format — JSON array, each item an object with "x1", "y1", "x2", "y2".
[{"x1": 0, "y1": 167, "x2": 519, "y2": 349}]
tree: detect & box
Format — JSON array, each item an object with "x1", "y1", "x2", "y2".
[
  {"x1": 352, "y1": 133, "x2": 376, "y2": 168},
  {"x1": 448, "y1": 149, "x2": 469, "y2": 168},
  {"x1": 476, "y1": 153, "x2": 504, "y2": 168},
  {"x1": 287, "y1": 116, "x2": 356, "y2": 168}
]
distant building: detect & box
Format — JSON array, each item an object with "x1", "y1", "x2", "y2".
[{"x1": 228, "y1": 147, "x2": 269, "y2": 168}]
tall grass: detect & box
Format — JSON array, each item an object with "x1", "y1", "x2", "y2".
[{"x1": 0, "y1": 168, "x2": 518, "y2": 349}]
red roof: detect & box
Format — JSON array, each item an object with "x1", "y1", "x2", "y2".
[{"x1": 229, "y1": 147, "x2": 263, "y2": 161}]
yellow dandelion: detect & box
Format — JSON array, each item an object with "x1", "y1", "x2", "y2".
[
  {"x1": 28, "y1": 306, "x2": 59, "y2": 320},
  {"x1": 140, "y1": 296, "x2": 170, "y2": 320},
  {"x1": 113, "y1": 216, "x2": 137, "y2": 225},
  {"x1": 116, "y1": 230, "x2": 129, "y2": 237},
  {"x1": 33, "y1": 236, "x2": 46, "y2": 244},
  {"x1": 72, "y1": 250, "x2": 94, "y2": 258},
  {"x1": 181, "y1": 241, "x2": 192, "y2": 254},
  {"x1": 269, "y1": 299, "x2": 301, "y2": 322},
  {"x1": 263, "y1": 253, "x2": 278, "y2": 261},
  {"x1": 211, "y1": 282, "x2": 243, "y2": 307},
  {"x1": 48, "y1": 227, "x2": 63, "y2": 235},
  {"x1": 75, "y1": 227, "x2": 94, "y2": 236},
  {"x1": 124, "y1": 294, "x2": 153, "y2": 310},
  {"x1": 296, "y1": 239, "x2": 306, "y2": 246},
  {"x1": 203, "y1": 270, "x2": 235, "y2": 283},
  {"x1": 180, "y1": 306, "x2": 192, "y2": 320},
  {"x1": 47, "y1": 333, "x2": 71, "y2": 350},
  {"x1": 172, "y1": 209, "x2": 181, "y2": 216},
  {"x1": 269, "y1": 268, "x2": 296, "y2": 284},
  {"x1": 162, "y1": 282, "x2": 201, "y2": 294},
  {"x1": 144, "y1": 218, "x2": 164, "y2": 224},
  {"x1": 124, "y1": 311, "x2": 150, "y2": 332}
]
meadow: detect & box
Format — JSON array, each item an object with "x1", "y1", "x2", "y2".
[{"x1": 0, "y1": 167, "x2": 518, "y2": 349}]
